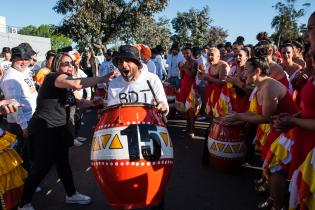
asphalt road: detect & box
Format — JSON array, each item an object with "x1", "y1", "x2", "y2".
[{"x1": 32, "y1": 110, "x2": 264, "y2": 210}]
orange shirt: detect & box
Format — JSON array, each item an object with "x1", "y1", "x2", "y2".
[{"x1": 35, "y1": 67, "x2": 51, "y2": 86}]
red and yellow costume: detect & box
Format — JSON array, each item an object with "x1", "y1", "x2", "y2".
[
  {"x1": 205, "y1": 66, "x2": 223, "y2": 117},
  {"x1": 216, "y1": 82, "x2": 249, "y2": 117},
  {"x1": 289, "y1": 79, "x2": 315, "y2": 210},
  {"x1": 176, "y1": 63, "x2": 199, "y2": 113},
  {"x1": 0, "y1": 128, "x2": 27, "y2": 210}
]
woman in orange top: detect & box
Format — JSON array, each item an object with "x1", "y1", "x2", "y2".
[{"x1": 35, "y1": 50, "x2": 56, "y2": 86}]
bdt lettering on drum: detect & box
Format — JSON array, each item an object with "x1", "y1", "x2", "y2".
[{"x1": 118, "y1": 89, "x2": 151, "y2": 103}]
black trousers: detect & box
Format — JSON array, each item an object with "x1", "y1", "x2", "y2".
[{"x1": 20, "y1": 119, "x2": 76, "y2": 206}]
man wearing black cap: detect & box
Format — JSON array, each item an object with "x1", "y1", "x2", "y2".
[
  {"x1": 0, "y1": 46, "x2": 38, "y2": 172},
  {"x1": 0, "y1": 47, "x2": 12, "y2": 74},
  {"x1": 108, "y1": 45, "x2": 168, "y2": 113}
]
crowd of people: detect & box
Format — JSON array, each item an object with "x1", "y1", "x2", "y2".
[{"x1": 0, "y1": 11, "x2": 314, "y2": 210}]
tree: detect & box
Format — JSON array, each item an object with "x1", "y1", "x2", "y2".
[
  {"x1": 18, "y1": 24, "x2": 72, "y2": 51},
  {"x1": 207, "y1": 26, "x2": 228, "y2": 47},
  {"x1": 271, "y1": 0, "x2": 310, "y2": 46},
  {"x1": 54, "y1": 0, "x2": 169, "y2": 48},
  {"x1": 171, "y1": 6, "x2": 227, "y2": 47},
  {"x1": 122, "y1": 16, "x2": 171, "y2": 49}
]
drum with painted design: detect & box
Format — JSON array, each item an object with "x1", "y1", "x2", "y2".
[
  {"x1": 207, "y1": 118, "x2": 246, "y2": 172},
  {"x1": 163, "y1": 83, "x2": 177, "y2": 119},
  {"x1": 91, "y1": 104, "x2": 174, "y2": 209}
]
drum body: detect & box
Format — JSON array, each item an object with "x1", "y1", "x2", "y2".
[
  {"x1": 163, "y1": 83, "x2": 177, "y2": 119},
  {"x1": 207, "y1": 119, "x2": 246, "y2": 172},
  {"x1": 91, "y1": 104, "x2": 174, "y2": 209}
]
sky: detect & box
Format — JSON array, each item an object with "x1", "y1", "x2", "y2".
[{"x1": 0, "y1": 0, "x2": 314, "y2": 45}]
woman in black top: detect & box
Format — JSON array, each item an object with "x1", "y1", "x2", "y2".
[{"x1": 18, "y1": 53, "x2": 113, "y2": 210}]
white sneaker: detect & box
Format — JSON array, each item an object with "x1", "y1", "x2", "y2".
[
  {"x1": 73, "y1": 139, "x2": 83, "y2": 147},
  {"x1": 18, "y1": 203, "x2": 35, "y2": 210},
  {"x1": 66, "y1": 192, "x2": 92, "y2": 205},
  {"x1": 76, "y1": 136, "x2": 87, "y2": 142},
  {"x1": 35, "y1": 186, "x2": 42, "y2": 192}
]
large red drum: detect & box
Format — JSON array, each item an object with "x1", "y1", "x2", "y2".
[
  {"x1": 91, "y1": 104, "x2": 174, "y2": 209},
  {"x1": 207, "y1": 118, "x2": 247, "y2": 172},
  {"x1": 163, "y1": 83, "x2": 177, "y2": 119}
]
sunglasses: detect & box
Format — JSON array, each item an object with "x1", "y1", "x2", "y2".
[{"x1": 60, "y1": 61, "x2": 75, "y2": 67}]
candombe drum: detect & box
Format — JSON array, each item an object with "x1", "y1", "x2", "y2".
[
  {"x1": 91, "y1": 104, "x2": 174, "y2": 209},
  {"x1": 163, "y1": 82, "x2": 177, "y2": 119},
  {"x1": 207, "y1": 118, "x2": 247, "y2": 172}
]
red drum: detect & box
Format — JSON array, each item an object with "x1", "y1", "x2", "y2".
[
  {"x1": 91, "y1": 104, "x2": 174, "y2": 209},
  {"x1": 207, "y1": 118, "x2": 247, "y2": 172},
  {"x1": 163, "y1": 83, "x2": 177, "y2": 119}
]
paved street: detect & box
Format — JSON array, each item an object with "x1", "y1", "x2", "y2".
[{"x1": 33, "y1": 110, "x2": 263, "y2": 210}]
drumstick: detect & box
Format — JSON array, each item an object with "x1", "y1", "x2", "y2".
[{"x1": 146, "y1": 80, "x2": 168, "y2": 124}]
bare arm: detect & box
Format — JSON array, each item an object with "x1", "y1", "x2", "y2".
[
  {"x1": 55, "y1": 73, "x2": 113, "y2": 90},
  {"x1": 205, "y1": 63, "x2": 229, "y2": 86},
  {"x1": 224, "y1": 85, "x2": 278, "y2": 124}
]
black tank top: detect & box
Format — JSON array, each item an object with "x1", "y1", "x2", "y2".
[{"x1": 32, "y1": 72, "x2": 75, "y2": 128}]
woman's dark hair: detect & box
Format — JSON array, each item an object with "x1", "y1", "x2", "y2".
[
  {"x1": 183, "y1": 46, "x2": 192, "y2": 51},
  {"x1": 247, "y1": 56, "x2": 270, "y2": 75},
  {"x1": 192, "y1": 47, "x2": 201, "y2": 57},
  {"x1": 239, "y1": 47, "x2": 250, "y2": 57},
  {"x1": 51, "y1": 53, "x2": 72, "y2": 73},
  {"x1": 224, "y1": 42, "x2": 232, "y2": 52},
  {"x1": 46, "y1": 50, "x2": 56, "y2": 60},
  {"x1": 254, "y1": 38, "x2": 274, "y2": 57},
  {"x1": 256, "y1": 32, "x2": 270, "y2": 42},
  {"x1": 280, "y1": 43, "x2": 294, "y2": 51},
  {"x1": 235, "y1": 36, "x2": 245, "y2": 45},
  {"x1": 244, "y1": 44, "x2": 254, "y2": 58},
  {"x1": 291, "y1": 38, "x2": 304, "y2": 52},
  {"x1": 217, "y1": 43, "x2": 225, "y2": 49}
]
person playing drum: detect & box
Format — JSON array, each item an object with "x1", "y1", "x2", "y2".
[{"x1": 108, "y1": 45, "x2": 168, "y2": 114}]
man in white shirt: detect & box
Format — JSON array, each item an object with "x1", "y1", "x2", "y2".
[
  {"x1": 166, "y1": 44, "x2": 183, "y2": 88},
  {"x1": 0, "y1": 47, "x2": 12, "y2": 75},
  {"x1": 151, "y1": 48, "x2": 166, "y2": 81},
  {"x1": 99, "y1": 49, "x2": 116, "y2": 77},
  {"x1": 108, "y1": 45, "x2": 168, "y2": 113},
  {"x1": 1, "y1": 46, "x2": 38, "y2": 171}
]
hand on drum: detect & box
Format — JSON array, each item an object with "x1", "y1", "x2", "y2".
[
  {"x1": 272, "y1": 113, "x2": 295, "y2": 132},
  {"x1": 222, "y1": 112, "x2": 239, "y2": 125}
]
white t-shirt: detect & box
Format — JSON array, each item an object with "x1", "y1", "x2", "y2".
[
  {"x1": 146, "y1": 59, "x2": 156, "y2": 75},
  {"x1": 107, "y1": 71, "x2": 169, "y2": 114},
  {"x1": 0, "y1": 60, "x2": 12, "y2": 74},
  {"x1": 1, "y1": 67, "x2": 38, "y2": 129},
  {"x1": 73, "y1": 69, "x2": 92, "y2": 100}
]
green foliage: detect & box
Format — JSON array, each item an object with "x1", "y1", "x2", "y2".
[
  {"x1": 121, "y1": 16, "x2": 171, "y2": 49},
  {"x1": 18, "y1": 24, "x2": 72, "y2": 51},
  {"x1": 54, "y1": 0, "x2": 169, "y2": 48},
  {"x1": 271, "y1": 0, "x2": 310, "y2": 46},
  {"x1": 207, "y1": 26, "x2": 228, "y2": 47},
  {"x1": 170, "y1": 6, "x2": 227, "y2": 48}
]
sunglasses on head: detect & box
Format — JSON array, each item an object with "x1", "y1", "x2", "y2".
[{"x1": 60, "y1": 61, "x2": 75, "y2": 67}]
